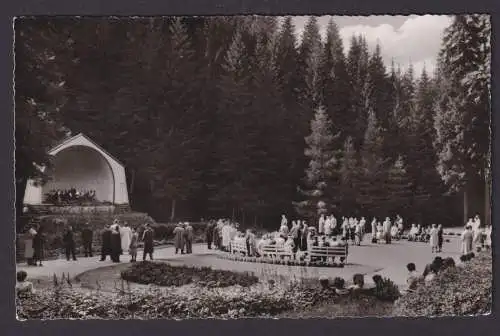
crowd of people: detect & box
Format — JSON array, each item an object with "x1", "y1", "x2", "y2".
[
  {"x1": 21, "y1": 219, "x2": 155, "y2": 266},
  {"x1": 44, "y1": 188, "x2": 97, "y2": 205}
]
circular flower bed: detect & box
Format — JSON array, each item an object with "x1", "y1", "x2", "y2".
[{"x1": 120, "y1": 261, "x2": 259, "y2": 288}]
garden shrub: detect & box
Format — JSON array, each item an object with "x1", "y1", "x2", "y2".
[
  {"x1": 372, "y1": 277, "x2": 401, "y2": 302},
  {"x1": 393, "y1": 252, "x2": 492, "y2": 316},
  {"x1": 120, "y1": 261, "x2": 259, "y2": 288}
]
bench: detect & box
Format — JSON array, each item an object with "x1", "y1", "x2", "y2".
[
  {"x1": 260, "y1": 244, "x2": 293, "y2": 259},
  {"x1": 230, "y1": 239, "x2": 248, "y2": 255},
  {"x1": 308, "y1": 245, "x2": 348, "y2": 265}
]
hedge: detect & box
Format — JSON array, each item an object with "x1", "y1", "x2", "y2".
[{"x1": 393, "y1": 252, "x2": 492, "y2": 316}]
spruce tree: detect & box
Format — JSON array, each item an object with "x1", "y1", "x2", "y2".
[
  {"x1": 295, "y1": 106, "x2": 340, "y2": 219},
  {"x1": 434, "y1": 14, "x2": 491, "y2": 223},
  {"x1": 320, "y1": 18, "x2": 352, "y2": 144}
]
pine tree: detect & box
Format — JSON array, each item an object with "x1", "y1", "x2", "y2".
[
  {"x1": 354, "y1": 110, "x2": 389, "y2": 216},
  {"x1": 434, "y1": 14, "x2": 491, "y2": 223},
  {"x1": 295, "y1": 106, "x2": 340, "y2": 219},
  {"x1": 298, "y1": 16, "x2": 323, "y2": 112},
  {"x1": 338, "y1": 136, "x2": 359, "y2": 214},
  {"x1": 382, "y1": 156, "x2": 414, "y2": 217},
  {"x1": 320, "y1": 18, "x2": 352, "y2": 144},
  {"x1": 346, "y1": 35, "x2": 370, "y2": 149}
]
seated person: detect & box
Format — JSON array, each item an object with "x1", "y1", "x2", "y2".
[
  {"x1": 390, "y1": 225, "x2": 399, "y2": 238},
  {"x1": 406, "y1": 263, "x2": 420, "y2": 291},
  {"x1": 16, "y1": 271, "x2": 34, "y2": 296},
  {"x1": 284, "y1": 236, "x2": 295, "y2": 255},
  {"x1": 408, "y1": 224, "x2": 419, "y2": 241}
]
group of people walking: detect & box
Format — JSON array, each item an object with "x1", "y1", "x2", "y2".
[
  {"x1": 172, "y1": 222, "x2": 195, "y2": 254},
  {"x1": 22, "y1": 219, "x2": 156, "y2": 266}
]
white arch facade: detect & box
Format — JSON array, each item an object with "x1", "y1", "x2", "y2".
[{"x1": 23, "y1": 133, "x2": 129, "y2": 205}]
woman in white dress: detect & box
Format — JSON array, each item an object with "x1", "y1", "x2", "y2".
[
  {"x1": 461, "y1": 226, "x2": 474, "y2": 255},
  {"x1": 120, "y1": 222, "x2": 132, "y2": 253},
  {"x1": 429, "y1": 224, "x2": 439, "y2": 253}
]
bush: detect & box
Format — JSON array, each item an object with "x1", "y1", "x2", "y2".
[
  {"x1": 372, "y1": 276, "x2": 401, "y2": 302},
  {"x1": 393, "y1": 252, "x2": 492, "y2": 316},
  {"x1": 120, "y1": 261, "x2": 259, "y2": 288}
]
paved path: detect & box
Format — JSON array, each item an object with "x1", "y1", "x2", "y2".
[{"x1": 17, "y1": 237, "x2": 462, "y2": 288}]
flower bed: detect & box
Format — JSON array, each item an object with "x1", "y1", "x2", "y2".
[
  {"x1": 120, "y1": 261, "x2": 259, "y2": 288},
  {"x1": 17, "y1": 278, "x2": 399, "y2": 320},
  {"x1": 393, "y1": 252, "x2": 492, "y2": 316}
]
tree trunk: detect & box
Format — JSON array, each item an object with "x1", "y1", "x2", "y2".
[
  {"x1": 231, "y1": 207, "x2": 235, "y2": 222},
  {"x1": 242, "y1": 210, "x2": 246, "y2": 227},
  {"x1": 170, "y1": 199, "x2": 176, "y2": 222},
  {"x1": 463, "y1": 189, "x2": 468, "y2": 225}
]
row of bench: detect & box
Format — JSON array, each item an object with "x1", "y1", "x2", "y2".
[{"x1": 229, "y1": 240, "x2": 348, "y2": 264}]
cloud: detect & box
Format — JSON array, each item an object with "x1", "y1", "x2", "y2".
[
  {"x1": 337, "y1": 15, "x2": 453, "y2": 75},
  {"x1": 291, "y1": 15, "x2": 453, "y2": 76}
]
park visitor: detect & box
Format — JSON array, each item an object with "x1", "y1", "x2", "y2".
[
  {"x1": 406, "y1": 263, "x2": 419, "y2": 291},
  {"x1": 461, "y1": 225, "x2": 474, "y2": 255},
  {"x1": 33, "y1": 225, "x2": 45, "y2": 267},
  {"x1": 16, "y1": 270, "x2": 34, "y2": 297},
  {"x1": 437, "y1": 224, "x2": 444, "y2": 252},
  {"x1": 318, "y1": 214, "x2": 325, "y2": 234},
  {"x1": 24, "y1": 225, "x2": 37, "y2": 266},
  {"x1": 142, "y1": 223, "x2": 154, "y2": 260},
  {"x1": 63, "y1": 225, "x2": 77, "y2": 261},
  {"x1": 100, "y1": 224, "x2": 112, "y2": 261},
  {"x1": 110, "y1": 225, "x2": 122, "y2": 262},
  {"x1": 206, "y1": 220, "x2": 214, "y2": 249},
  {"x1": 81, "y1": 223, "x2": 93, "y2": 257},
  {"x1": 129, "y1": 228, "x2": 138, "y2": 262},
  {"x1": 173, "y1": 222, "x2": 185, "y2": 254},
  {"x1": 184, "y1": 222, "x2": 194, "y2": 254},
  {"x1": 120, "y1": 222, "x2": 132, "y2": 255},
  {"x1": 429, "y1": 224, "x2": 439, "y2": 253}
]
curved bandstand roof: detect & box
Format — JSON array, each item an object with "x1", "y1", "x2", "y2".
[{"x1": 23, "y1": 133, "x2": 129, "y2": 205}]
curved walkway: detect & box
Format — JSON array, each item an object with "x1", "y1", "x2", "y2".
[{"x1": 17, "y1": 237, "x2": 462, "y2": 288}]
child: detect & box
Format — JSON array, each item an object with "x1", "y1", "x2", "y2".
[
  {"x1": 16, "y1": 271, "x2": 34, "y2": 296},
  {"x1": 129, "y1": 228, "x2": 138, "y2": 262}
]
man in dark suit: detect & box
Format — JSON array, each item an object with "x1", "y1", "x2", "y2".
[{"x1": 82, "y1": 223, "x2": 93, "y2": 257}]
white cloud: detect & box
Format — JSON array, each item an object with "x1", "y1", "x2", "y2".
[
  {"x1": 291, "y1": 15, "x2": 453, "y2": 76},
  {"x1": 337, "y1": 15, "x2": 453, "y2": 75}
]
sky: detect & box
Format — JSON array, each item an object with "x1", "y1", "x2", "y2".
[{"x1": 292, "y1": 15, "x2": 454, "y2": 76}]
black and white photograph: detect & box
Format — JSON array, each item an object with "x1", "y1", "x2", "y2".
[{"x1": 14, "y1": 14, "x2": 491, "y2": 319}]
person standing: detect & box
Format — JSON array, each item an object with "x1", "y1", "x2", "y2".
[
  {"x1": 129, "y1": 228, "x2": 139, "y2": 262},
  {"x1": 120, "y1": 222, "x2": 132, "y2": 255},
  {"x1": 289, "y1": 221, "x2": 300, "y2": 253},
  {"x1": 437, "y1": 224, "x2": 444, "y2": 252},
  {"x1": 142, "y1": 224, "x2": 154, "y2": 260},
  {"x1": 173, "y1": 223, "x2": 185, "y2": 254},
  {"x1": 100, "y1": 224, "x2": 112, "y2": 261},
  {"x1": 33, "y1": 225, "x2": 45, "y2": 266},
  {"x1": 383, "y1": 217, "x2": 392, "y2": 244},
  {"x1": 318, "y1": 214, "x2": 325, "y2": 235},
  {"x1": 82, "y1": 223, "x2": 93, "y2": 257},
  {"x1": 429, "y1": 224, "x2": 439, "y2": 253},
  {"x1": 371, "y1": 218, "x2": 377, "y2": 243},
  {"x1": 63, "y1": 226, "x2": 77, "y2": 261},
  {"x1": 206, "y1": 221, "x2": 214, "y2": 250},
  {"x1": 184, "y1": 222, "x2": 194, "y2": 254},
  {"x1": 461, "y1": 225, "x2": 474, "y2": 255},
  {"x1": 110, "y1": 225, "x2": 121, "y2": 262},
  {"x1": 24, "y1": 225, "x2": 37, "y2": 266}
]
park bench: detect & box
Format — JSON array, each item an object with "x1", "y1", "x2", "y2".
[
  {"x1": 308, "y1": 245, "x2": 348, "y2": 265},
  {"x1": 260, "y1": 244, "x2": 293, "y2": 259},
  {"x1": 230, "y1": 239, "x2": 248, "y2": 255}
]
